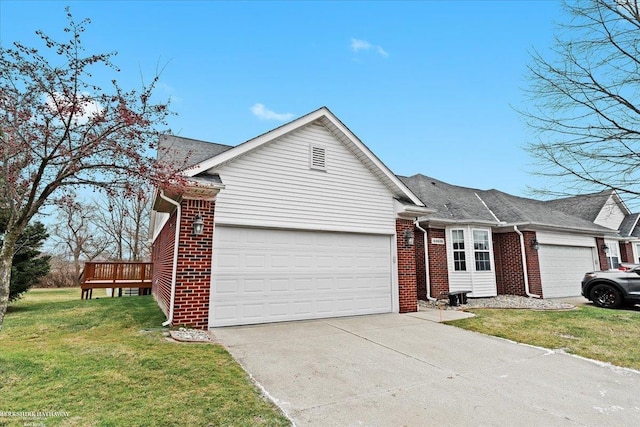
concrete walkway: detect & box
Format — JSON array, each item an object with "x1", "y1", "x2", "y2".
[{"x1": 212, "y1": 311, "x2": 640, "y2": 426}]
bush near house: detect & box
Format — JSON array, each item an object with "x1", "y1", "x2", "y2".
[{"x1": 0, "y1": 288, "x2": 290, "y2": 426}]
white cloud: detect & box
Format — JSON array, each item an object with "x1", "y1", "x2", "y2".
[
  {"x1": 250, "y1": 103, "x2": 295, "y2": 121},
  {"x1": 350, "y1": 38, "x2": 389, "y2": 58},
  {"x1": 46, "y1": 91, "x2": 103, "y2": 124}
]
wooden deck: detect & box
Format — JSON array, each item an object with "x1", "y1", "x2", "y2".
[{"x1": 81, "y1": 262, "x2": 153, "y2": 299}]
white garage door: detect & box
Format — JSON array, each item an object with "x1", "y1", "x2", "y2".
[
  {"x1": 538, "y1": 245, "x2": 597, "y2": 298},
  {"x1": 209, "y1": 226, "x2": 393, "y2": 327}
]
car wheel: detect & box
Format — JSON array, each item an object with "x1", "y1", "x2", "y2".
[{"x1": 590, "y1": 284, "x2": 623, "y2": 309}]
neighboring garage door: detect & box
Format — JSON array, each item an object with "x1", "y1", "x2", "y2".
[
  {"x1": 209, "y1": 226, "x2": 393, "y2": 327},
  {"x1": 538, "y1": 245, "x2": 597, "y2": 298}
]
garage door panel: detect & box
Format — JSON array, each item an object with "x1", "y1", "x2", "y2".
[
  {"x1": 539, "y1": 245, "x2": 596, "y2": 298},
  {"x1": 210, "y1": 227, "x2": 393, "y2": 326}
]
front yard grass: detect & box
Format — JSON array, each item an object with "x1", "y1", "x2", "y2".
[
  {"x1": 447, "y1": 305, "x2": 640, "y2": 370},
  {"x1": 0, "y1": 288, "x2": 290, "y2": 427}
]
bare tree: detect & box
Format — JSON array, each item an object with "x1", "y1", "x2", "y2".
[
  {"x1": 50, "y1": 197, "x2": 110, "y2": 285},
  {"x1": 522, "y1": 0, "x2": 640, "y2": 200},
  {"x1": 93, "y1": 185, "x2": 152, "y2": 261},
  {"x1": 0, "y1": 8, "x2": 182, "y2": 327}
]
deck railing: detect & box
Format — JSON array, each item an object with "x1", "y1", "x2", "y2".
[{"x1": 81, "y1": 262, "x2": 153, "y2": 299}]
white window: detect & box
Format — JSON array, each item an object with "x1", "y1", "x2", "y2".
[
  {"x1": 309, "y1": 145, "x2": 326, "y2": 171},
  {"x1": 605, "y1": 239, "x2": 620, "y2": 270},
  {"x1": 636, "y1": 243, "x2": 640, "y2": 263},
  {"x1": 473, "y1": 230, "x2": 491, "y2": 271},
  {"x1": 451, "y1": 229, "x2": 466, "y2": 271}
]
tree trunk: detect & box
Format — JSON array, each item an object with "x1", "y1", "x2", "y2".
[{"x1": 0, "y1": 230, "x2": 18, "y2": 330}]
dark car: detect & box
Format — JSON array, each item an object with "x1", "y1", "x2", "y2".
[{"x1": 582, "y1": 268, "x2": 640, "y2": 308}]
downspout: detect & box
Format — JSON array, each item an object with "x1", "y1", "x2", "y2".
[
  {"x1": 415, "y1": 221, "x2": 436, "y2": 301},
  {"x1": 159, "y1": 190, "x2": 181, "y2": 326},
  {"x1": 514, "y1": 225, "x2": 541, "y2": 298}
]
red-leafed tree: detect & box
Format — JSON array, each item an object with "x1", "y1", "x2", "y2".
[{"x1": 0, "y1": 8, "x2": 180, "y2": 328}]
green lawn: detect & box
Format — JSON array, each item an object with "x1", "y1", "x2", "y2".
[
  {"x1": 0, "y1": 288, "x2": 290, "y2": 427},
  {"x1": 448, "y1": 305, "x2": 640, "y2": 370}
]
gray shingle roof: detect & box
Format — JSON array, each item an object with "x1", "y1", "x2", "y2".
[
  {"x1": 158, "y1": 135, "x2": 233, "y2": 169},
  {"x1": 544, "y1": 191, "x2": 614, "y2": 222},
  {"x1": 398, "y1": 175, "x2": 497, "y2": 223},
  {"x1": 619, "y1": 213, "x2": 640, "y2": 237},
  {"x1": 400, "y1": 174, "x2": 613, "y2": 233},
  {"x1": 477, "y1": 189, "x2": 609, "y2": 231}
]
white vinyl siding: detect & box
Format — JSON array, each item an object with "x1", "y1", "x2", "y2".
[
  {"x1": 535, "y1": 232, "x2": 597, "y2": 247},
  {"x1": 446, "y1": 226, "x2": 497, "y2": 297},
  {"x1": 594, "y1": 194, "x2": 626, "y2": 230},
  {"x1": 209, "y1": 123, "x2": 396, "y2": 234},
  {"x1": 539, "y1": 245, "x2": 598, "y2": 297},
  {"x1": 209, "y1": 227, "x2": 393, "y2": 327}
]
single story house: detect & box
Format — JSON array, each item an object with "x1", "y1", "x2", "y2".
[
  {"x1": 150, "y1": 107, "x2": 431, "y2": 328},
  {"x1": 150, "y1": 107, "x2": 639, "y2": 328}
]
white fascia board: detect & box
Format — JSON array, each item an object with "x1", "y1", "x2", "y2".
[{"x1": 495, "y1": 221, "x2": 618, "y2": 236}]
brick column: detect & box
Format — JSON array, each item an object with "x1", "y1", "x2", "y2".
[
  {"x1": 427, "y1": 228, "x2": 449, "y2": 299},
  {"x1": 596, "y1": 238, "x2": 609, "y2": 270},
  {"x1": 396, "y1": 219, "x2": 418, "y2": 313},
  {"x1": 620, "y1": 242, "x2": 634, "y2": 263},
  {"x1": 172, "y1": 199, "x2": 215, "y2": 329}
]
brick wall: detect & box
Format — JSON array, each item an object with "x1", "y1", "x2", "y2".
[
  {"x1": 522, "y1": 231, "x2": 542, "y2": 297},
  {"x1": 415, "y1": 228, "x2": 427, "y2": 300},
  {"x1": 396, "y1": 219, "x2": 417, "y2": 313},
  {"x1": 596, "y1": 237, "x2": 608, "y2": 270},
  {"x1": 172, "y1": 199, "x2": 216, "y2": 328},
  {"x1": 426, "y1": 228, "x2": 449, "y2": 299},
  {"x1": 492, "y1": 231, "x2": 541, "y2": 297},
  {"x1": 151, "y1": 212, "x2": 176, "y2": 316},
  {"x1": 620, "y1": 241, "x2": 634, "y2": 263}
]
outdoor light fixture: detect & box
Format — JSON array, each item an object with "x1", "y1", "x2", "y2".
[
  {"x1": 531, "y1": 238, "x2": 539, "y2": 251},
  {"x1": 192, "y1": 213, "x2": 204, "y2": 235},
  {"x1": 404, "y1": 229, "x2": 415, "y2": 246},
  {"x1": 602, "y1": 243, "x2": 610, "y2": 254}
]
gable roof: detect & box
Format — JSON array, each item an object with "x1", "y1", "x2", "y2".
[
  {"x1": 478, "y1": 190, "x2": 611, "y2": 232},
  {"x1": 619, "y1": 213, "x2": 640, "y2": 237},
  {"x1": 182, "y1": 106, "x2": 426, "y2": 207},
  {"x1": 399, "y1": 175, "x2": 498, "y2": 224},
  {"x1": 158, "y1": 135, "x2": 233, "y2": 169},
  {"x1": 400, "y1": 174, "x2": 615, "y2": 234},
  {"x1": 544, "y1": 190, "x2": 629, "y2": 222}
]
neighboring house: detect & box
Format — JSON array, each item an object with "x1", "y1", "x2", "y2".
[
  {"x1": 150, "y1": 107, "x2": 431, "y2": 328},
  {"x1": 546, "y1": 190, "x2": 640, "y2": 267},
  {"x1": 400, "y1": 175, "x2": 619, "y2": 300}
]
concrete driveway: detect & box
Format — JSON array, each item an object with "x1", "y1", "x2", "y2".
[{"x1": 212, "y1": 312, "x2": 640, "y2": 426}]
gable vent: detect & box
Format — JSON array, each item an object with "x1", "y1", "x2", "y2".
[{"x1": 310, "y1": 145, "x2": 326, "y2": 171}]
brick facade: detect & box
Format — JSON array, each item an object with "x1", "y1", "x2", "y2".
[
  {"x1": 426, "y1": 228, "x2": 449, "y2": 299},
  {"x1": 151, "y1": 212, "x2": 177, "y2": 316},
  {"x1": 491, "y1": 231, "x2": 541, "y2": 297},
  {"x1": 596, "y1": 237, "x2": 609, "y2": 270},
  {"x1": 415, "y1": 228, "x2": 427, "y2": 300},
  {"x1": 172, "y1": 199, "x2": 215, "y2": 328},
  {"x1": 396, "y1": 219, "x2": 418, "y2": 313},
  {"x1": 151, "y1": 198, "x2": 215, "y2": 329},
  {"x1": 620, "y1": 241, "x2": 634, "y2": 264}
]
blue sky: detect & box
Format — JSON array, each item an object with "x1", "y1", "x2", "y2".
[{"x1": 1, "y1": 0, "x2": 564, "y2": 197}]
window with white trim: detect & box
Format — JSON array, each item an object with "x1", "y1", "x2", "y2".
[
  {"x1": 309, "y1": 145, "x2": 326, "y2": 171},
  {"x1": 451, "y1": 229, "x2": 466, "y2": 271},
  {"x1": 605, "y1": 239, "x2": 620, "y2": 270},
  {"x1": 473, "y1": 230, "x2": 491, "y2": 271},
  {"x1": 636, "y1": 243, "x2": 640, "y2": 263}
]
